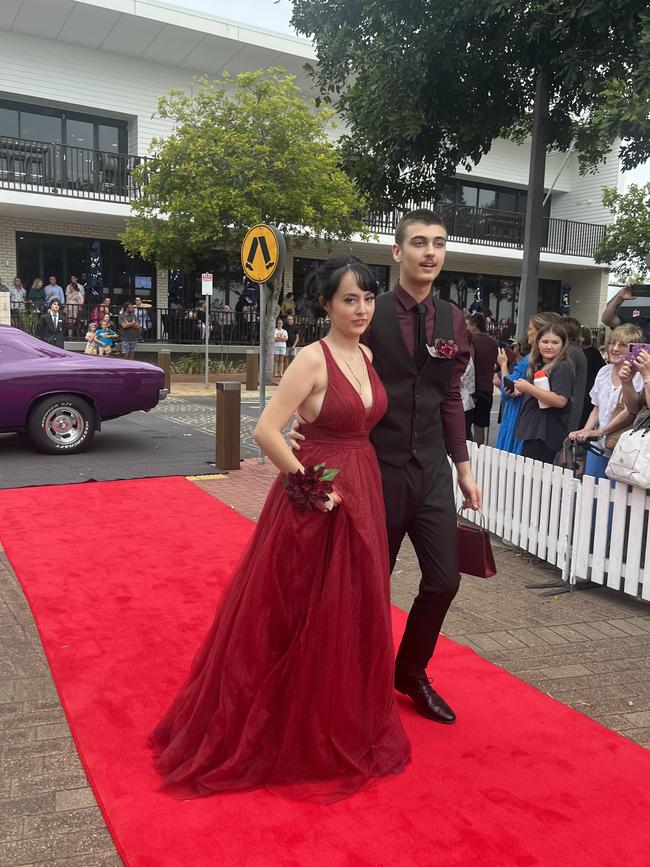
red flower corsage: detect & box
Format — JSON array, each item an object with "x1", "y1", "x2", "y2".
[
  {"x1": 282, "y1": 464, "x2": 340, "y2": 512},
  {"x1": 428, "y1": 338, "x2": 458, "y2": 359}
]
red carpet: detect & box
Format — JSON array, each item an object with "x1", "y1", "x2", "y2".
[{"x1": 1, "y1": 476, "x2": 650, "y2": 866}]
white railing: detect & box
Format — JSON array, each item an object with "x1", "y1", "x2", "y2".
[{"x1": 455, "y1": 442, "x2": 650, "y2": 602}]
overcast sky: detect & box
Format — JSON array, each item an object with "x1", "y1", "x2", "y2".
[
  {"x1": 171, "y1": 0, "x2": 649, "y2": 188},
  {"x1": 171, "y1": 0, "x2": 295, "y2": 34}
]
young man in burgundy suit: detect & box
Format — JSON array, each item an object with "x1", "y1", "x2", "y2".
[
  {"x1": 293, "y1": 209, "x2": 481, "y2": 723},
  {"x1": 363, "y1": 209, "x2": 481, "y2": 724}
]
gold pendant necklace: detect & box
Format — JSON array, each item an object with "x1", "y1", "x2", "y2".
[
  {"x1": 327, "y1": 340, "x2": 367, "y2": 395},
  {"x1": 338, "y1": 348, "x2": 368, "y2": 395},
  {"x1": 341, "y1": 355, "x2": 364, "y2": 394}
]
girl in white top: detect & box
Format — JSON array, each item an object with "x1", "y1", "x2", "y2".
[
  {"x1": 273, "y1": 317, "x2": 288, "y2": 378},
  {"x1": 570, "y1": 323, "x2": 643, "y2": 478},
  {"x1": 84, "y1": 322, "x2": 98, "y2": 355}
]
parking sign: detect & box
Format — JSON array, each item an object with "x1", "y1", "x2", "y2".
[{"x1": 201, "y1": 272, "x2": 213, "y2": 295}]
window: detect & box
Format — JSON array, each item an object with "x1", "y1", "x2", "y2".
[
  {"x1": 20, "y1": 111, "x2": 62, "y2": 144},
  {"x1": 292, "y1": 258, "x2": 389, "y2": 302},
  {"x1": 439, "y1": 179, "x2": 538, "y2": 215},
  {"x1": 292, "y1": 257, "x2": 324, "y2": 302},
  {"x1": 181, "y1": 252, "x2": 246, "y2": 308},
  {"x1": 438, "y1": 183, "x2": 458, "y2": 204},
  {"x1": 478, "y1": 189, "x2": 497, "y2": 210},
  {"x1": 0, "y1": 99, "x2": 127, "y2": 153},
  {"x1": 497, "y1": 190, "x2": 517, "y2": 213},
  {"x1": 98, "y1": 125, "x2": 120, "y2": 153},
  {"x1": 0, "y1": 107, "x2": 19, "y2": 138},
  {"x1": 367, "y1": 264, "x2": 390, "y2": 293},
  {"x1": 434, "y1": 269, "x2": 521, "y2": 322},
  {"x1": 459, "y1": 185, "x2": 478, "y2": 207},
  {"x1": 16, "y1": 233, "x2": 154, "y2": 302}
]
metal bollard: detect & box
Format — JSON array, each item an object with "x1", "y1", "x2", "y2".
[
  {"x1": 157, "y1": 350, "x2": 171, "y2": 393},
  {"x1": 246, "y1": 350, "x2": 259, "y2": 391},
  {"x1": 216, "y1": 381, "x2": 241, "y2": 470}
]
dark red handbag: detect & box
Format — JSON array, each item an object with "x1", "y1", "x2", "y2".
[{"x1": 457, "y1": 513, "x2": 497, "y2": 578}]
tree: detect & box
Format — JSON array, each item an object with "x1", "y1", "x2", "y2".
[
  {"x1": 291, "y1": 0, "x2": 650, "y2": 326},
  {"x1": 594, "y1": 183, "x2": 650, "y2": 280},
  {"x1": 122, "y1": 68, "x2": 367, "y2": 381}
]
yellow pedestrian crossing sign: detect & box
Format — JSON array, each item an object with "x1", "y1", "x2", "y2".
[{"x1": 240, "y1": 224, "x2": 285, "y2": 284}]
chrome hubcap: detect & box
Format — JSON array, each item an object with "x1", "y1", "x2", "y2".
[{"x1": 43, "y1": 407, "x2": 85, "y2": 445}]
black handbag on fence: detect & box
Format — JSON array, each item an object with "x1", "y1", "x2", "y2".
[{"x1": 457, "y1": 512, "x2": 497, "y2": 579}]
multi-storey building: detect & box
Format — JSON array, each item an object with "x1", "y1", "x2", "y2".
[{"x1": 0, "y1": 0, "x2": 619, "y2": 337}]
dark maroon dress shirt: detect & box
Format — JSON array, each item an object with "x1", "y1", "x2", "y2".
[
  {"x1": 472, "y1": 332, "x2": 499, "y2": 393},
  {"x1": 366, "y1": 283, "x2": 470, "y2": 464}
]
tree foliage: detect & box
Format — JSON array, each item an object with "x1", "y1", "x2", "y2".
[
  {"x1": 121, "y1": 68, "x2": 367, "y2": 269},
  {"x1": 594, "y1": 183, "x2": 650, "y2": 279},
  {"x1": 291, "y1": 0, "x2": 650, "y2": 207}
]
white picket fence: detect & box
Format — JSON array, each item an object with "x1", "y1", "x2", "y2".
[{"x1": 455, "y1": 442, "x2": 650, "y2": 602}]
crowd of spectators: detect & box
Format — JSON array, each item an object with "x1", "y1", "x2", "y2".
[
  {"x1": 472, "y1": 285, "x2": 650, "y2": 478},
  {"x1": 3, "y1": 270, "x2": 158, "y2": 350},
  {"x1": 7, "y1": 270, "x2": 648, "y2": 461}
]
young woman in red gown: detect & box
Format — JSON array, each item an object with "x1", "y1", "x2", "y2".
[{"x1": 149, "y1": 255, "x2": 411, "y2": 803}]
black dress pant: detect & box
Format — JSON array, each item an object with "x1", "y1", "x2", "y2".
[{"x1": 379, "y1": 454, "x2": 460, "y2": 679}]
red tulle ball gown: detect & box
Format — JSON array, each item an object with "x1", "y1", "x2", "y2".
[{"x1": 149, "y1": 341, "x2": 411, "y2": 803}]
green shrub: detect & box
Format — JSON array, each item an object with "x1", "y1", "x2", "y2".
[{"x1": 170, "y1": 355, "x2": 246, "y2": 375}]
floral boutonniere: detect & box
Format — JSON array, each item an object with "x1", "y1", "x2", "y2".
[{"x1": 427, "y1": 338, "x2": 458, "y2": 360}]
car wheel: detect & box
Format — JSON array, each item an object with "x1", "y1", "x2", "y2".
[{"x1": 27, "y1": 394, "x2": 96, "y2": 454}]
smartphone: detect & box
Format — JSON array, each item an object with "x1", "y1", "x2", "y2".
[
  {"x1": 503, "y1": 376, "x2": 516, "y2": 393},
  {"x1": 632, "y1": 284, "x2": 650, "y2": 296},
  {"x1": 628, "y1": 344, "x2": 650, "y2": 357}
]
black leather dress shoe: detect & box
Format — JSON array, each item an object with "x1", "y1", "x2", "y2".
[{"x1": 394, "y1": 674, "x2": 456, "y2": 724}]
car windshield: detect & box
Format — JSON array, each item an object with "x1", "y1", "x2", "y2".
[{"x1": 0, "y1": 329, "x2": 68, "y2": 360}]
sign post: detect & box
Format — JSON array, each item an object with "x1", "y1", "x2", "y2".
[
  {"x1": 240, "y1": 224, "x2": 286, "y2": 462},
  {"x1": 258, "y1": 282, "x2": 266, "y2": 432},
  {"x1": 201, "y1": 272, "x2": 213, "y2": 391}
]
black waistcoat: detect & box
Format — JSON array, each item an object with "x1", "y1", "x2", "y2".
[{"x1": 367, "y1": 291, "x2": 454, "y2": 468}]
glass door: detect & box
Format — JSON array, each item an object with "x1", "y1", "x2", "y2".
[
  {"x1": 98, "y1": 124, "x2": 124, "y2": 194},
  {"x1": 65, "y1": 119, "x2": 95, "y2": 190},
  {"x1": 18, "y1": 110, "x2": 61, "y2": 186}
]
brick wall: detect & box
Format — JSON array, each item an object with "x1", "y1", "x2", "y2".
[{"x1": 563, "y1": 268, "x2": 609, "y2": 328}]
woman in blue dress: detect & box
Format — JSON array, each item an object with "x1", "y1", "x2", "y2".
[{"x1": 496, "y1": 312, "x2": 559, "y2": 454}]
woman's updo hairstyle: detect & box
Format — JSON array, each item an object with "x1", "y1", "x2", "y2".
[{"x1": 305, "y1": 254, "x2": 378, "y2": 317}]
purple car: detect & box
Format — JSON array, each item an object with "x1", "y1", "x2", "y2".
[{"x1": 0, "y1": 325, "x2": 168, "y2": 454}]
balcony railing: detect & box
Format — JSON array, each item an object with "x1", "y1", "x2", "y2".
[
  {"x1": 0, "y1": 136, "x2": 607, "y2": 258},
  {"x1": 368, "y1": 201, "x2": 607, "y2": 258},
  {"x1": 0, "y1": 137, "x2": 143, "y2": 201}
]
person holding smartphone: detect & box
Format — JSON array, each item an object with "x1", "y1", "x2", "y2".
[
  {"x1": 514, "y1": 324, "x2": 575, "y2": 464},
  {"x1": 496, "y1": 312, "x2": 559, "y2": 455},
  {"x1": 620, "y1": 347, "x2": 650, "y2": 423},
  {"x1": 569, "y1": 324, "x2": 644, "y2": 478}
]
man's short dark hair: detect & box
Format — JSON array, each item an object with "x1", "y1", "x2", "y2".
[
  {"x1": 395, "y1": 209, "x2": 447, "y2": 246},
  {"x1": 469, "y1": 313, "x2": 486, "y2": 332}
]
